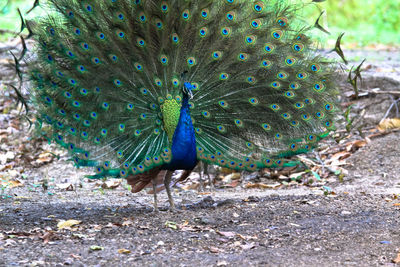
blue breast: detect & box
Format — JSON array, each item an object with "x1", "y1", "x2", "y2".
[{"x1": 162, "y1": 95, "x2": 198, "y2": 171}]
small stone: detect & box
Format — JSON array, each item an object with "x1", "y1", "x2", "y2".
[{"x1": 341, "y1": 210, "x2": 351, "y2": 215}]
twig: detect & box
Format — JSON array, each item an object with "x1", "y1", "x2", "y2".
[
  {"x1": 371, "y1": 91, "x2": 400, "y2": 96},
  {"x1": 381, "y1": 96, "x2": 400, "y2": 121},
  {"x1": 0, "y1": 29, "x2": 18, "y2": 35}
]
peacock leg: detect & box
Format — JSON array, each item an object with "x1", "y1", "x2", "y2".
[
  {"x1": 198, "y1": 163, "x2": 204, "y2": 192},
  {"x1": 205, "y1": 163, "x2": 214, "y2": 191},
  {"x1": 164, "y1": 170, "x2": 175, "y2": 211},
  {"x1": 151, "y1": 177, "x2": 158, "y2": 212}
]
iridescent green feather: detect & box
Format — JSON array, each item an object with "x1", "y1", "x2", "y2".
[{"x1": 27, "y1": 0, "x2": 338, "y2": 178}]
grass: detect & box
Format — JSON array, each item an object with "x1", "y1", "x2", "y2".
[{"x1": 304, "y1": 0, "x2": 400, "y2": 47}]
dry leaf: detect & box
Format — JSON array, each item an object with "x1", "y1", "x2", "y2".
[
  {"x1": 245, "y1": 182, "x2": 280, "y2": 189},
  {"x1": 237, "y1": 234, "x2": 258, "y2": 241},
  {"x1": 0, "y1": 151, "x2": 15, "y2": 165},
  {"x1": 122, "y1": 220, "x2": 133, "y2": 226},
  {"x1": 165, "y1": 221, "x2": 178, "y2": 230},
  {"x1": 70, "y1": 254, "x2": 81, "y2": 260},
  {"x1": 40, "y1": 231, "x2": 55, "y2": 244},
  {"x1": 289, "y1": 172, "x2": 306, "y2": 178},
  {"x1": 241, "y1": 242, "x2": 256, "y2": 250},
  {"x1": 217, "y1": 231, "x2": 236, "y2": 238},
  {"x1": 378, "y1": 118, "x2": 400, "y2": 131},
  {"x1": 180, "y1": 225, "x2": 202, "y2": 232},
  {"x1": 90, "y1": 245, "x2": 104, "y2": 251},
  {"x1": 220, "y1": 168, "x2": 234, "y2": 174},
  {"x1": 182, "y1": 183, "x2": 199, "y2": 190},
  {"x1": 101, "y1": 180, "x2": 121, "y2": 189},
  {"x1": 209, "y1": 246, "x2": 221, "y2": 253},
  {"x1": 392, "y1": 251, "x2": 400, "y2": 264},
  {"x1": 346, "y1": 140, "x2": 367, "y2": 151},
  {"x1": 331, "y1": 151, "x2": 351, "y2": 161},
  {"x1": 57, "y1": 219, "x2": 82, "y2": 230},
  {"x1": 34, "y1": 152, "x2": 54, "y2": 165},
  {"x1": 223, "y1": 173, "x2": 241, "y2": 181},
  {"x1": 0, "y1": 179, "x2": 24, "y2": 188},
  {"x1": 224, "y1": 180, "x2": 241, "y2": 188},
  {"x1": 118, "y1": 249, "x2": 131, "y2": 254},
  {"x1": 56, "y1": 183, "x2": 74, "y2": 191}
]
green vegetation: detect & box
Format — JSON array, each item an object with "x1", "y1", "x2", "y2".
[
  {"x1": 0, "y1": 0, "x2": 38, "y2": 41},
  {"x1": 315, "y1": 0, "x2": 400, "y2": 46},
  {"x1": 0, "y1": 0, "x2": 399, "y2": 46}
]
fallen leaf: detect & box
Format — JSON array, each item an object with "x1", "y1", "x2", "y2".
[
  {"x1": 237, "y1": 234, "x2": 258, "y2": 241},
  {"x1": 289, "y1": 172, "x2": 306, "y2": 179},
  {"x1": 101, "y1": 180, "x2": 121, "y2": 189},
  {"x1": 245, "y1": 182, "x2": 280, "y2": 189},
  {"x1": 0, "y1": 179, "x2": 24, "y2": 188},
  {"x1": 198, "y1": 192, "x2": 212, "y2": 195},
  {"x1": 105, "y1": 222, "x2": 118, "y2": 228},
  {"x1": 72, "y1": 233, "x2": 87, "y2": 239},
  {"x1": 122, "y1": 220, "x2": 133, "y2": 226},
  {"x1": 56, "y1": 183, "x2": 74, "y2": 191},
  {"x1": 209, "y1": 246, "x2": 221, "y2": 253},
  {"x1": 0, "y1": 151, "x2": 15, "y2": 165},
  {"x1": 223, "y1": 173, "x2": 241, "y2": 182},
  {"x1": 90, "y1": 245, "x2": 104, "y2": 251},
  {"x1": 70, "y1": 254, "x2": 81, "y2": 260},
  {"x1": 220, "y1": 168, "x2": 234, "y2": 174},
  {"x1": 118, "y1": 249, "x2": 131, "y2": 254},
  {"x1": 40, "y1": 231, "x2": 55, "y2": 244},
  {"x1": 345, "y1": 140, "x2": 367, "y2": 152},
  {"x1": 223, "y1": 180, "x2": 241, "y2": 188},
  {"x1": 217, "y1": 231, "x2": 236, "y2": 238},
  {"x1": 241, "y1": 242, "x2": 256, "y2": 250},
  {"x1": 165, "y1": 221, "x2": 178, "y2": 230},
  {"x1": 180, "y1": 225, "x2": 202, "y2": 232},
  {"x1": 217, "y1": 260, "x2": 228, "y2": 266},
  {"x1": 182, "y1": 183, "x2": 200, "y2": 191},
  {"x1": 392, "y1": 251, "x2": 400, "y2": 264},
  {"x1": 57, "y1": 219, "x2": 82, "y2": 230},
  {"x1": 378, "y1": 118, "x2": 400, "y2": 131},
  {"x1": 32, "y1": 152, "x2": 54, "y2": 166},
  {"x1": 331, "y1": 151, "x2": 352, "y2": 161}
]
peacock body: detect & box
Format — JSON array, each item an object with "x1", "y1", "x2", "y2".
[{"x1": 26, "y1": 0, "x2": 338, "y2": 208}]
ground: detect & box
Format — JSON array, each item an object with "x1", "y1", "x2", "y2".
[{"x1": 1, "y1": 42, "x2": 400, "y2": 266}]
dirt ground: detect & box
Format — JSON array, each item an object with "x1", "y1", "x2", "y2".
[{"x1": 1, "y1": 43, "x2": 400, "y2": 266}]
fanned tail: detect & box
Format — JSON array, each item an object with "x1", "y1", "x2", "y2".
[{"x1": 27, "y1": 0, "x2": 338, "y2": 179}]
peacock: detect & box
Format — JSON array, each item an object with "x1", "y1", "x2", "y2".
[{"x1": 21, "y1": 0, "x2": 338, "y2": 211}]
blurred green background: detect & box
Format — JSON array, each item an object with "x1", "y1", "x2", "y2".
[{"x1": 0, "y1": 0, "x2": 399, "y2": 47}]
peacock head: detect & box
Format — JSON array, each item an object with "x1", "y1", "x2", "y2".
[
  {"x1": 183, "y1": 82, "x2": 194, "y2": 99},
  {"x1": 181, "y1": 71, "x2": 194, "y2": 99}
]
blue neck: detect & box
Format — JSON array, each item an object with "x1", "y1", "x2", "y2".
[{"x1": 163, "y1": 95, "x2": 197, "y2": 170}]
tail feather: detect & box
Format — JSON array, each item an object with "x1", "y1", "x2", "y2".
[{"x1": 27, "y1": 0, "x2": 338, "y2": 178}]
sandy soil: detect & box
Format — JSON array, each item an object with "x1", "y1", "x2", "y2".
[{"x1": 1, "y1": 44, "x2": 400, "y2": 266}]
